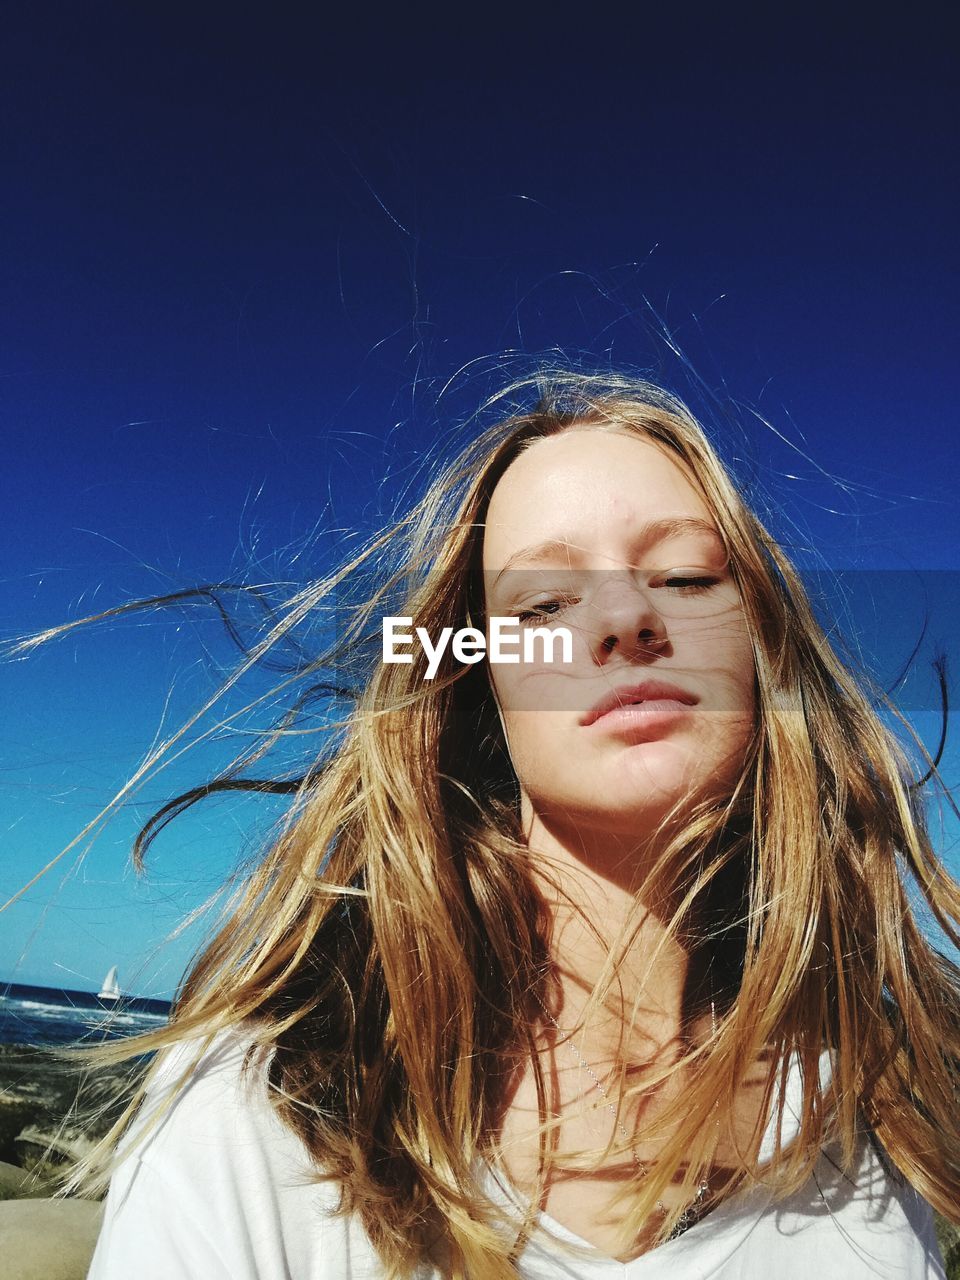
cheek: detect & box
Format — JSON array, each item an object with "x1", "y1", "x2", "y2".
[
  {"x1": 740, "y1": 652, "x2": 759, "y2": 722},
  {"x1": 495, "y1": 708, "x2": 570, "y2": 792},
  {"x1": 719, "y1": 626, "x2": 757, "y2": 713},
  {"x1": 488, "y1": 671, "x2": 533, "y2": 771},
  {"x1": 497, "y1": 705, "x2": 548, "y2": 761}
]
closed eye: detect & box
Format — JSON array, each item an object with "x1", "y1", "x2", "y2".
[
  {"x1": 662, "y1": 576, "x2": 718, "y2": 594},
  {"x1": 517, "y1": 597, "x2": 577, "y2": 623}
]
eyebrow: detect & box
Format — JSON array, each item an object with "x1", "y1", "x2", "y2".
[{"x1": 491, "y1": 516, "x2": 724, "y2": 584}]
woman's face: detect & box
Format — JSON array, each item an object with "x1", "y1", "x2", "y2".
[{"x1": 481, "y1": 427, "x2": 757, "y2": 851}]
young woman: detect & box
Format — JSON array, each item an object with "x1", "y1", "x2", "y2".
[{"x1": 69, "y1": 369, "x2": 957, "y2": 1277}]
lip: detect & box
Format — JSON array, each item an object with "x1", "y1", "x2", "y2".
[{"x1": 580, "y1": 679, "x2": 699, "y2": 728}]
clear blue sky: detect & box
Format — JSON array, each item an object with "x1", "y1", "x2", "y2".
[{"x1": 1, "y1": 7, "x2": 957, "y2": 995}]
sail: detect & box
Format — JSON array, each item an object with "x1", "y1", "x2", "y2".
[{"x1": 97, "y1": 966, "x2": 122, "y2": 1000}]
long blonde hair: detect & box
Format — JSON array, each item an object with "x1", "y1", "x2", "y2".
[{"x1": 14, "y1": 366, "x2": 960, "y2": 1277}]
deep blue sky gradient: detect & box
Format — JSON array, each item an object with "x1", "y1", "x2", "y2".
[{"x1": 2, "y1": 6, "x2": 957, "y2": 994}]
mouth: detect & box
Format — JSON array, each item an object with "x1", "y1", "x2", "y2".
[{"x1": 580, "y1": 679, "x2": 698, "y2": 727}]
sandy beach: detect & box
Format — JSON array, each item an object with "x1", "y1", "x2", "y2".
[{"x1": 0, "y1": 1041, "x2": 148, "y2": 1279}]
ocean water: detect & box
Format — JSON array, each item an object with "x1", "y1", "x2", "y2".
[{"x1": 0, "y1": 982, "x2": 171, "y2": 1048}]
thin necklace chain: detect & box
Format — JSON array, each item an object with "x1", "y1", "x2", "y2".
[{"x1": 534, "y1": 993, "x2": 715, "y2": 1241}]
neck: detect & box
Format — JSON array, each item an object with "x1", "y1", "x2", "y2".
[{"x1": 523, "y1": 808, "x2": 707, "y2": 1067}]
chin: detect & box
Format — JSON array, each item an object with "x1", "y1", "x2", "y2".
[
  {"x1": 597, "y1": 741, "x2": 701, "y2": 791},
  {"x1": 535, "y1": 789, "x2": 687, "y2": 836}
]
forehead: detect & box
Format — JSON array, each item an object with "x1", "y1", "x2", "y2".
[{"x1": 482, "y1": 427, "x2": 718, "y2": 569}]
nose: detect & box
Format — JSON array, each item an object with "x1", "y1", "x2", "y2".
[{"x1": 586, "y1": 574, "x2": 668, "y2": 661}]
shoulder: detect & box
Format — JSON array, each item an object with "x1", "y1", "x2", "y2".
[
  {"x1": 714, "y1": 1047, "x2": 946, "y2": 1278},
  {"x1": 747, "y1": 1127, "x2": 947, "y2": 1278},
  {"x1": 121, "y1": 1026, "x2": 294, "y2": 1165},
  {"x1": 87, "y1": 1026, "x2": 376, "y2": 1280}
]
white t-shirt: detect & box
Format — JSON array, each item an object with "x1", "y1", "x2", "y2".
[{"x1": 86, "y1": 1028, "x2": 946, "y2": 1279}]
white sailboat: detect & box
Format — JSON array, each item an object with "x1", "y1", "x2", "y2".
[{"x1": 97, "y1": 965, "x2": 122, "y2": 1002}]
